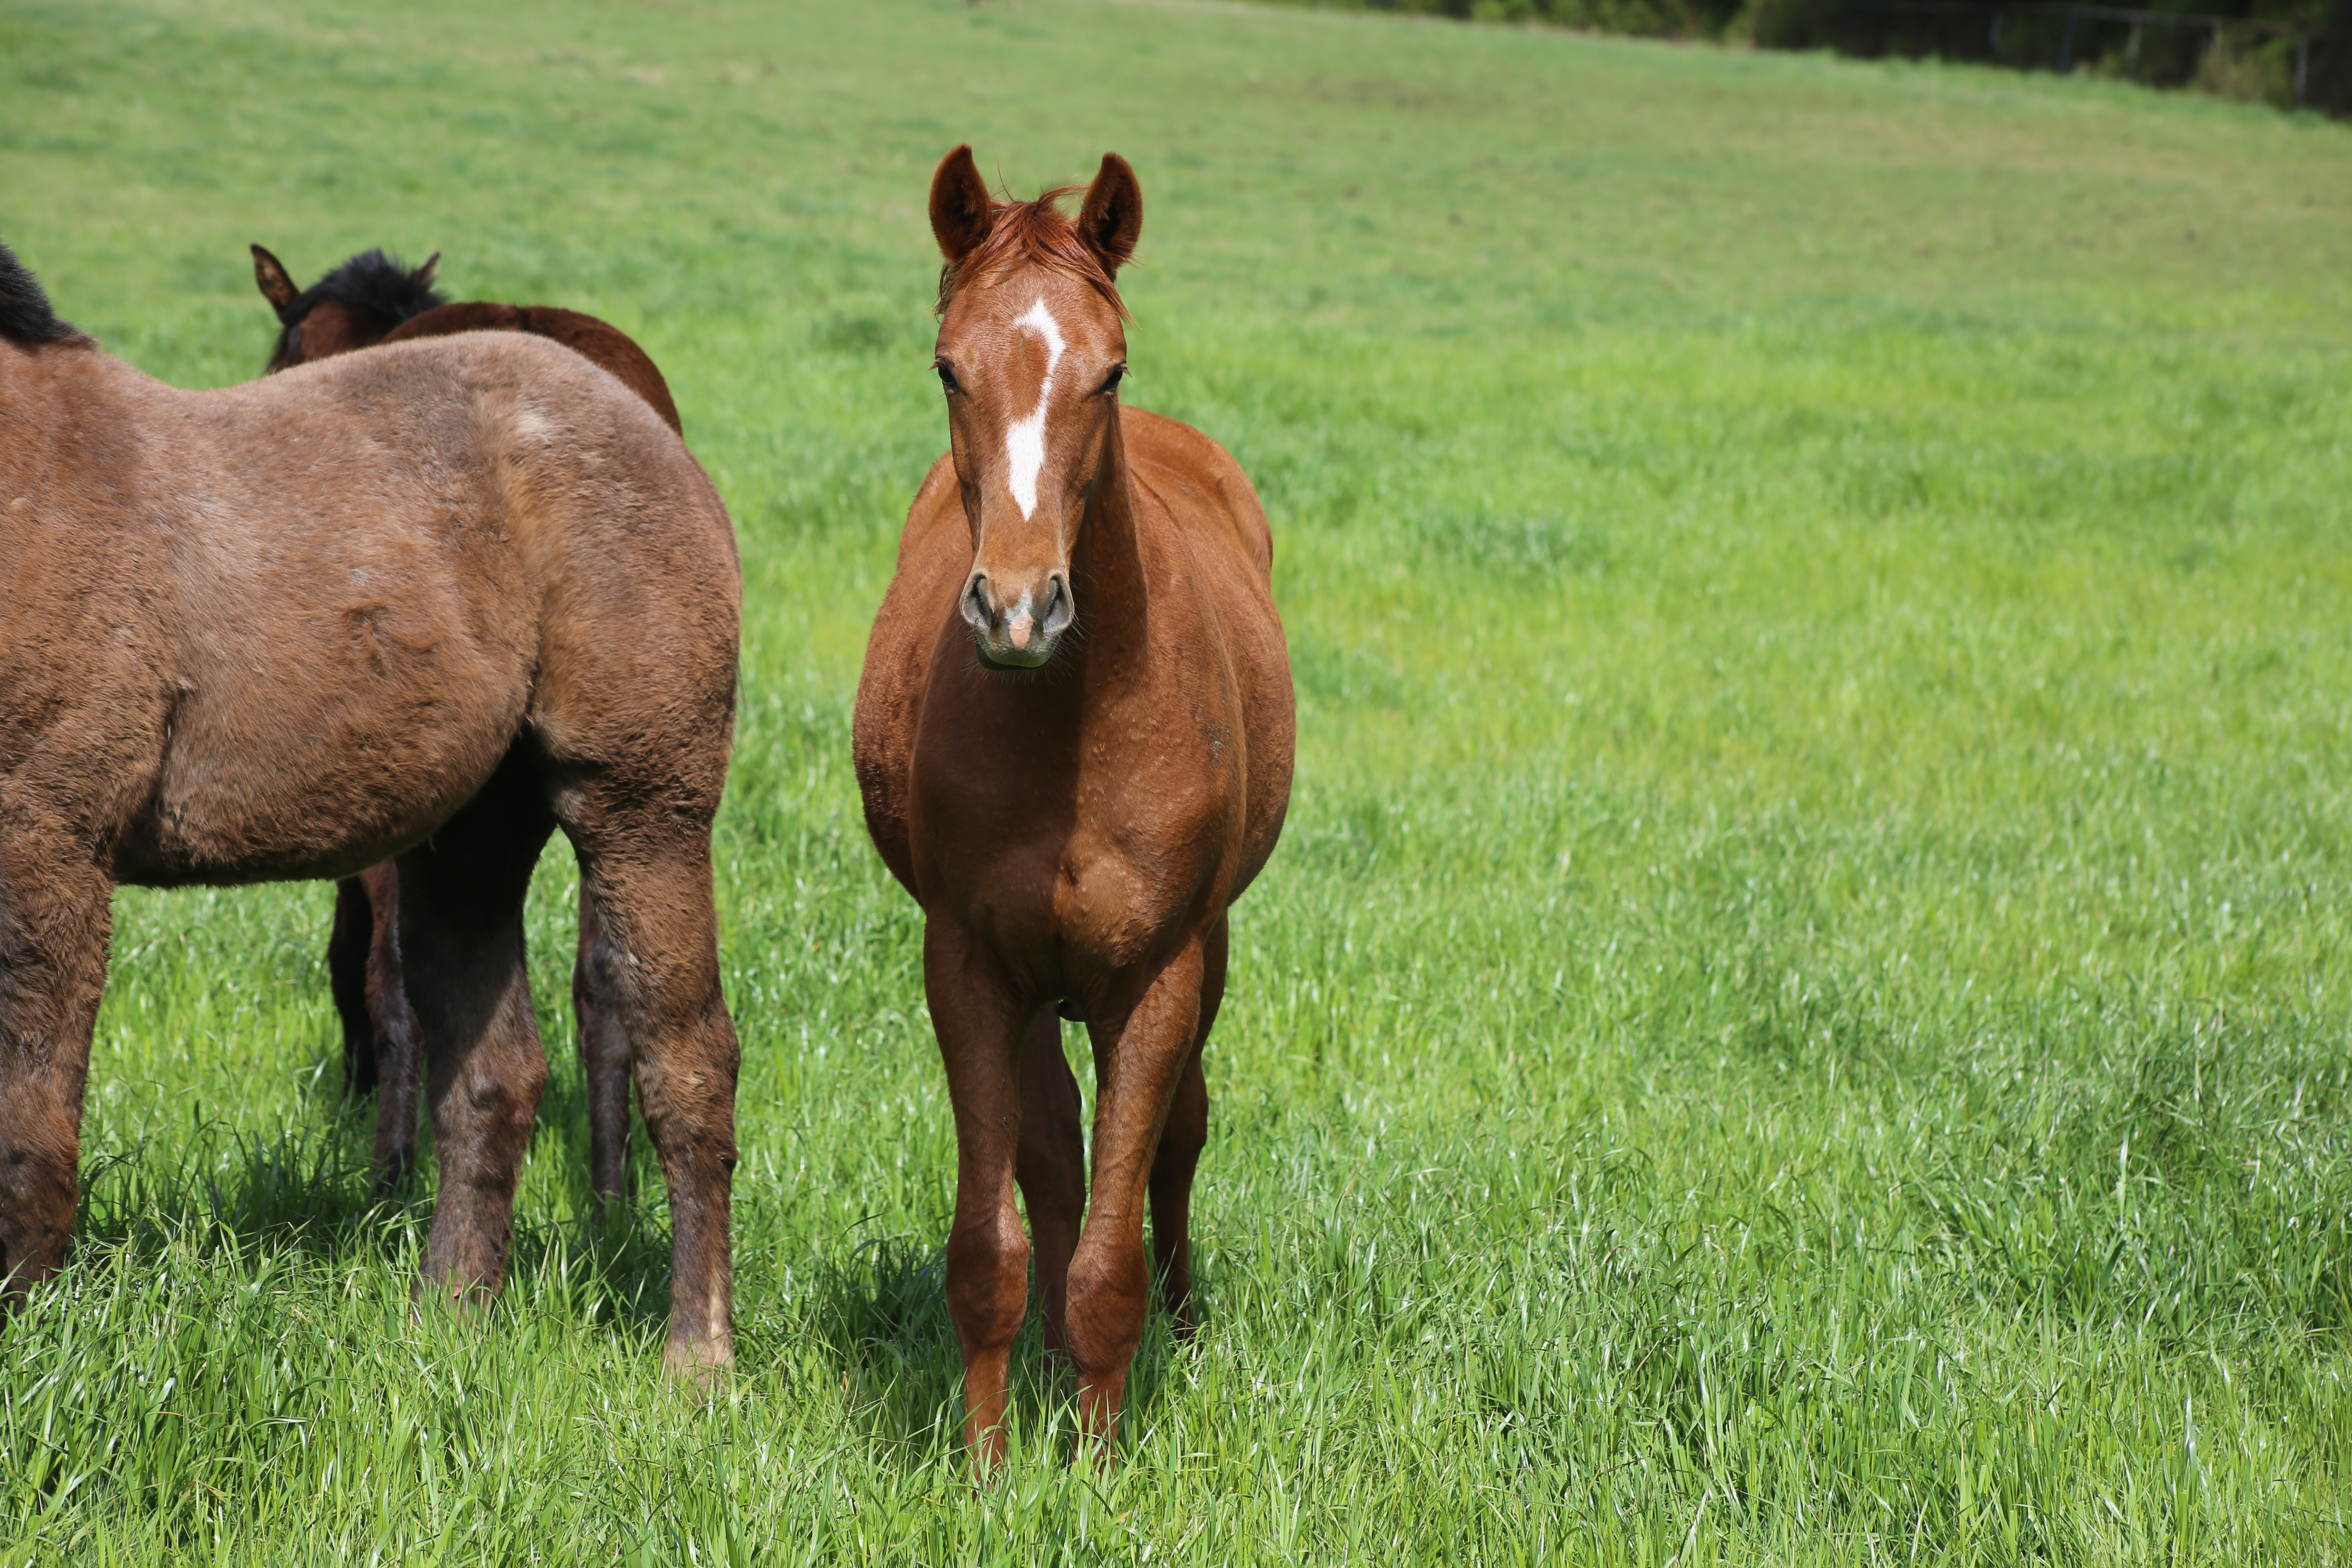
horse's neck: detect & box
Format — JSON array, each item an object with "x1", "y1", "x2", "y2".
[{"x1": 1069, "y1": 412, "x2": 1155, "y2": 689}]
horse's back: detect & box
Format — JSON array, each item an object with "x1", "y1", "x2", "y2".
[{"x1": 382, "y1": 303, "x2": 684, "y2": 435}]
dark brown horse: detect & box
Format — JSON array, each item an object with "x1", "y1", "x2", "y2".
[
  {"x1": 853, "y1": 149, "x2": 1294, "y2": 1465},
  {"x1": 252, "y1": 245, "x2": 681, "y2": 431},
  {"x1": 0, "y1": 240, "x2": 742, "y2": 1377},
  {"x1": 251, "y1": 244, "x2": 686, "y2": 1200}
]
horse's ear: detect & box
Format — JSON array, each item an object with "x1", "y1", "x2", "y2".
[
  {"x1": 930, "y1": 145, "x2": 993, "y2": 266},
  {"x1": 1076, "y1": 154, "x2": 1142, "y2": 278},
  {"x1": 413, "y1": 251, "x2": 441, "y2": 289},
  {"x1": 250, "y1": 244, "x2": 301, "y2": 321}
]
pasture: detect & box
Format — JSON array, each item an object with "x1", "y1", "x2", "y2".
[{"x1": 4, "y1": 0, "x2": 2352, "y2": 1559}]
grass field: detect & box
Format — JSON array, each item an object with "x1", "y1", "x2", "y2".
[{"x1": 4, "y1": 0, "x2": 2352, "y2": 1560}]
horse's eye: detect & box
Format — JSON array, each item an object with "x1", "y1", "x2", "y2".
[
  {"x1": 934, "y1": 357, "x2": 959, "y2": 393},
  {"x1": 1100, "y1": 363, "x2": 1126, "y2": 395}
]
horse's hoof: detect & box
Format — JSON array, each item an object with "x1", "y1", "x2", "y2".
[{"x1": 662, "y1": 1332, "x2": 733, "y2": 1393}]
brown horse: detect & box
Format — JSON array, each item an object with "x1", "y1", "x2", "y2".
[
  {"x1": 252, "y1": 245, "x2": 682, "y2": 431},
  {"x1": 853, "y1": 148, "x2": 1294, "y2": 1465},
  {"x1": 251, "y1": 243, "x2": 684, "y2": 1200},
  {"x1": 0, "y1": 240, "x2": 742, "y2": 1377}
]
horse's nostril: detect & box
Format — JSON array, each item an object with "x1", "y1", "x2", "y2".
[
  {"x1": 961, "y1": 574, "x2": 991, "y2": 630},
  {"x1": 1041, "y1": 574, "x2": 1075, "y2": 635}
]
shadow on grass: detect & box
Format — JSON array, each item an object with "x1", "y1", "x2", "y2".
[
  {"x1": 789, "y1": 1230, "x2": 1202, "y2": 1473},
  {"x1": 70, "y1": 1056, "x2": 679, "y2": 1344}
]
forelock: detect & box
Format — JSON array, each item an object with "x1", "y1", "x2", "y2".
[{"x1": 937, "y1": 189, "x2": 1129, "y2": 322}]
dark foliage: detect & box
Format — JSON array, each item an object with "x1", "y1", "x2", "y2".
[
  {"x1": 1279, "y1": 0, "x2": 2347, "y2": 114},
  {"x1": 1321, "y1": 0, "x2": 1744, "y2": 36},
  {"x1": 0, "y1": 239, "x2": 88, "y2": 347},
  {"x1": 1749, "y1": 0, "x2": 2341, "y2": 114}
]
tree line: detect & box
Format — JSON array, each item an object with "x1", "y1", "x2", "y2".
[{"x1": 1278, "y1": 0, "x2": 2350, "y2": 116}]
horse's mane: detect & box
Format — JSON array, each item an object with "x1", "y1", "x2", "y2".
[
  {"x1": 301, "y1": 248, "x2": 445, "y2": 323},
  {"x1": 272, "y1": 248, "x2": 446, "y2": 362},
  {"x1": 938, "y1": 189, "x2": 1129, "y2": 322},
  {"x1": 0, "y1": 239, "x2": 91, "y2": 347}
]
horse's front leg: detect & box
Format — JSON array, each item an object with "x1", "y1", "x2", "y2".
[
  {"x1": 1149, "y1": 914, "x2": 1225, "y2": 1337},
  {"x1": 0, "y1": 833, "x2": 113, "y2": 1303},
  {"x1": 1016, "y1": 1007, "x2": 1085, "y2": 1361},
  {"x1": 398, "y1": 760, "x2": 554, "y2": 1312},
  {"x1": 924, "y1": 914, "x2": 1035, "y2": 1471},
  {"x1": 1069, "y1": 936, "x2": 1208, "y2": 1460}
]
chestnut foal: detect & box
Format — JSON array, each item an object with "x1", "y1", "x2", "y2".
[
  {"x1": 854, "y1": 148, "x2": 1294, "y2": 1465},
  {"x1": 0, "y1": 240, "x2": 742, "y2": 1376},
  {"x1": 252, "y1": 243, "x2": 684, "y2": 1199}
]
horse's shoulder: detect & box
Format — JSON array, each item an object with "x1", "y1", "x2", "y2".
[
  {"x1": 865, "y1": 453, "x2": 967, "y2": 694},
  {"x1": 854, "y1": 454, "x2": 964, "y2": 899},
  {"x1": 1119, "y1": 406, "x2": 1272, "y2": 576},
  {"x1": 893, "y1": 452, "x2": 964, "y2": 557}
]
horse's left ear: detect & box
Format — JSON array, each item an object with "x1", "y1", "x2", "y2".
[
  {"x1": 250, "y1": 244, "x2": 302, "y2": 321},
  {"x1": 413, "y1": 251, "x2": 441, "y2": 289},
  {"x1": 1076, "y1": 154, "x2": 1142, "y2": 278}
]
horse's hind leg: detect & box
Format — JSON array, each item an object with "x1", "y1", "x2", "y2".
[
  {"x1": 0, "y1": 837, "x2": 112, "y2": 1303},
  {"x1": 1016, "y1": 1007, "x2": 1085, "y2": 1361},
  {"x1": 1148, "y1": 915, "x2": 1225, "y2": 1339},
  {"x1": 327, "y1": 876, "x2": 375, "y2": 1097},
  {"x1": 562, "y1": 804, "x2": 737, "y2": 1380},
  {"x1": 362, "y1": 862, "x2": 423, "y2": 1186},
  {"x1": 397, "y1": 755, "x2": 554, "y2": 1307},
  {"x1": 571, "y1": 883, "x2": 633, "y2": 1205}
]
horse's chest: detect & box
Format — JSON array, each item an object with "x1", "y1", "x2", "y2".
[{"x1": 914, "y1": 744, "x2": 1229, "y2": 959}]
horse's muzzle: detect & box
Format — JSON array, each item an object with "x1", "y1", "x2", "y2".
[{"x1": 961, "y1": 569, "x2": 1074, "y2": 669}]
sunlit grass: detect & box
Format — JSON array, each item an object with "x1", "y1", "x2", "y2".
[{"x1": 2, "y1": 0, "x2": 2350, "y2": 1559}]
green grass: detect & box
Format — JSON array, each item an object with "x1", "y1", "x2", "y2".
[{"x1": 4, "y1": 0, "x2": 2352, "y2": 1559}]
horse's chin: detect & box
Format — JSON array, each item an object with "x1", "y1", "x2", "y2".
[
  {"x1": 964, "y1": 630, "x2": 1058, "y2": 672},
  {"x1": 973, "y1": 635, "x2": 1057, "y2": 672}
]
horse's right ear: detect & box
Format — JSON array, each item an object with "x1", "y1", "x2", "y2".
[
  {"x1": 413, "y1": 251, "x2": 441, "y2": 289},
  {"x1": 1076, "y1": 154, "x2": 1143, "y2": 279},
  {"x1": 930, "y1": 145, "x2": 993, "y2": 266},
  {"x1": 251, "y1": 245, "x2": 301, "y2": 321}
]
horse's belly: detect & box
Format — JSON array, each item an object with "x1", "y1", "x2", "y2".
[{"x1": 115, "y1": 614, "x2": 531, "y2": 887}]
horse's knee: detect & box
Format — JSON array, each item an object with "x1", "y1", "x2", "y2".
[
  {"x1": 1063, "y1": 1237, "x2": 1150, "y2": 1375},
  {"x1": 469, "y1": 1050, "x2": 548, "y2": 1120},
  {"x1": 945, "y1": 1209, "x2": 1031, "y2": 1352}
]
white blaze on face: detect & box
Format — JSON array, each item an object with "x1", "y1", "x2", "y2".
[{"x1": 1003, "y1": 298, "x2": 1066, "y2": 521}]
